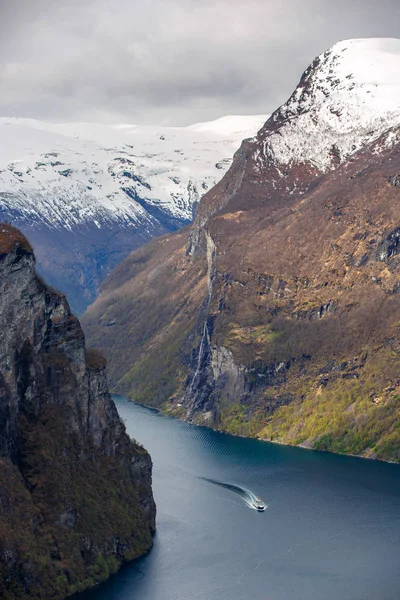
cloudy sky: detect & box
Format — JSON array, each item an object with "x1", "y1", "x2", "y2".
[{"x1": 1, "y1": 0, "x2": 399, "y2": 125}]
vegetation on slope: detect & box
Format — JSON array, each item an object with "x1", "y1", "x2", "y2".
[
  {"x1": 82, "y1": 228, "x2": 207, "y2": 405},
  {"x1": 0, "y1": 417, "x2": 152, "y2": 599}
]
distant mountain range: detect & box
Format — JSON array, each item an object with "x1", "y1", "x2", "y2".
[
  {"x1": 0, "y1": 115, "x2": 265, "y2": 312},
  {"x1": 83, "y1": 38, "x2": 400, "y2": 462}
]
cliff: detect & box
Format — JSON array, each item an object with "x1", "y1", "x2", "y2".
[
  {"x1": 0, "y1": 224, "x2": 156, "y2": 599},
  {"x1": 83, "y1": 39, "x2": 400, "y2": 462}
]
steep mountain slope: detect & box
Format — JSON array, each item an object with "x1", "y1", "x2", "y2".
[
  {"x1": 0, "y1": 225, "x2": 155, "y2": 599},
  {"x1": 83, "y1": 38, "x2": 400, "y2": 462},
  {"x1": 0, "y1": 115, "x2": 265, "y2": 313}
]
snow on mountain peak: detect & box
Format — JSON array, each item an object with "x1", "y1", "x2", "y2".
[{"x1": 256, "y1": 38, "x2": 400, "y2": 173}]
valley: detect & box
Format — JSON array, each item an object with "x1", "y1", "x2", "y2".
[
  {"x1": 0, "y1": 115, "x2": 265, "y2": 313},
  {"x1": 2, "y1": 19, "x2": 400, "y2": 600},
  {"x1": 83, "y1": 39, "x2": 400, "y2": 462}
]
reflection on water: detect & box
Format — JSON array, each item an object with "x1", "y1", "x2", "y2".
[{"x1": 76, "y1": 397, "x2": 400, "y2": 600}]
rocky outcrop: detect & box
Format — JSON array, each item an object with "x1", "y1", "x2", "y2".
[
  {"x1": 0, "y1": 224, "x2": 155, "y2": 599},
  {"x1": 388, "y1": 174, "x2": 400, "y2": 187}
]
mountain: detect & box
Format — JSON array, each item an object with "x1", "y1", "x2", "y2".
[
  {"x1": 0, "y1": 224, "x2": 155, "y2": 599},
  {"x1": 83, "y1": 38, "x2": 400, "y2": 462},
  {"x1": 0, "y1": 115, "x2": 265, "y2": 313}
]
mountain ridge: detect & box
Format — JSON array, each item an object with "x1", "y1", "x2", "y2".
[{"x1": 83, "y1": 38, "x2": 400, "y2": 462}]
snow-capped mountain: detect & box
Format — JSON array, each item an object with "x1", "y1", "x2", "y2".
[
  {"x1": 255, "y1": 38, "x2": 400, "y2": 174},
  {"x1": 83, "y1": 39, "x2": 400, "y2": 462},
  {"x1": 0, "y1": 115, "x2": 266, "y2": 312}
]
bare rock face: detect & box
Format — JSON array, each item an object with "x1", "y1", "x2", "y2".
[{"x1": 0, "y1": 224, "x2": 155, "y2": 599}]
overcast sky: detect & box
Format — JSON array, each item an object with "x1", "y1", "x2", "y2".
[{"x1": 0, "y1": 0, "x2": 399, "y2": 126}]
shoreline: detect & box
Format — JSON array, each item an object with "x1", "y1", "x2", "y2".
[{"x1": 114, "y1": 394, "x2": 400, "y2": 467}]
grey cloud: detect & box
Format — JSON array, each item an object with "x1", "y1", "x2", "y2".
[{"x1": 0, "y1": 0, "x2": 399, "y2": 125}]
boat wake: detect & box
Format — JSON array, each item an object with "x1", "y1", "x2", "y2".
[{"x1": 200, "y1": 477, "x2": 268, "y2": 511}]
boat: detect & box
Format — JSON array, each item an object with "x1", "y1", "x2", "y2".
[{"x1": 253, "y1": 497, "x2": 266, "y2": 512}]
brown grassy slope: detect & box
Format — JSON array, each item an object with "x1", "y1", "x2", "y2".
[
  {"x1": 209, "y1": 147, "x2": 400, "y2": 359},
  {"x1": 82, "y1": 228, "x2": 208, "y2": 404}
]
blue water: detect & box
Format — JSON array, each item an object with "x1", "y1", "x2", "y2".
[{"x1": 77, "y1": 397, "x2": 400, "y2": 600}]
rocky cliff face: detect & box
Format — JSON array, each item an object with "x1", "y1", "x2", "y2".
[
  {"x1": 83, "y1": 39, "x2": 400, "y2": 462},
  {"x1": 0, "y1": 224, "x2": 155, "y2": 599}
]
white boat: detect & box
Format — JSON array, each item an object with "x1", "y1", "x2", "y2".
[{"x1": 253, "y1": 497, "x2": 266, "y2": 512}]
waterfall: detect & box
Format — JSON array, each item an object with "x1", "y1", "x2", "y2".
[
  {"x1": 190, "y1": 321, "x2": 208, "y2": 390},
  {"x1": 186, "y1": 230, "x2": 216, "y2": 404}
]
